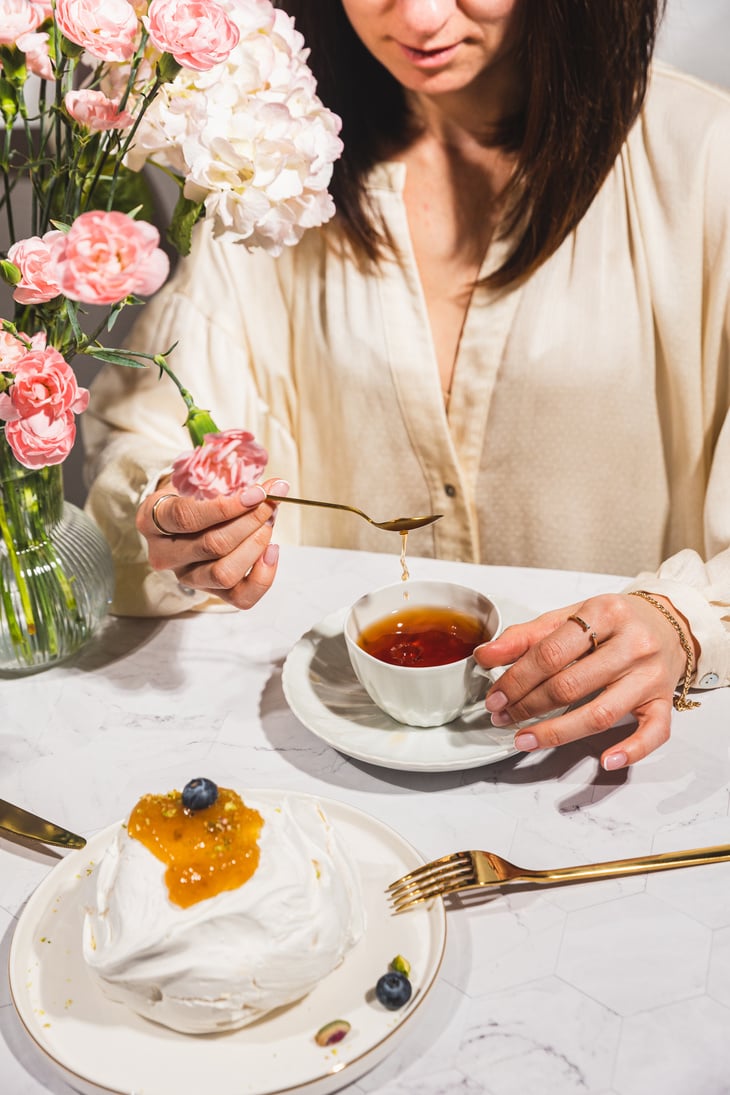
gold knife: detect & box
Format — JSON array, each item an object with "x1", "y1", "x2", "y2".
[{"x1": 0, "y1": 798, "x2": 86, "y2": 849}]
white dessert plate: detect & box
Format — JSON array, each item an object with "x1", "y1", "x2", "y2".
[
  {"x1": 282, "y1": 601, "x2": 537, "y2": 772},
  {"x1": 9, "y1": 790, "x2": 446, "y2": 1095}
]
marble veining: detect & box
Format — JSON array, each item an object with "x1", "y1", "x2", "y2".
[{"x1": 1, "y1": 545, "x2": 730, "y2": 1094}]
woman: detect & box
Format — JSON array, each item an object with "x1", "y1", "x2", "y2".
[{"x1": 84, "y1": 0, "x2": 730, "y2": 770}]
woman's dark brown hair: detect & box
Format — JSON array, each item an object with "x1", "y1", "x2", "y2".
[{"x1": 279, "y1": 0, "x2": 666, "y2": 287}]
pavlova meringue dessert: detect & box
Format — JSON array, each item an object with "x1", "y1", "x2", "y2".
[{"x1": 82, "y1": 779, "x2": 365, "y2": 1033}]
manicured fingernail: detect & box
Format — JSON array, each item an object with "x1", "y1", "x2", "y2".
[
  {"x1": 602, "y1": 751, "x2": 628, "y2": 771},
  {"x1": 485, "y1": 689, "x2": 507, "y2": 712},
  {"x1": 263, "y1": 543, "x2": 279, "y2": 567},
  {"x1": 270, "y1": 479, "x2": 290, "y2": 497},
  {"x1": 240, "y1": 484, "x2": 266, "y2": 507},
  {"x1": 490, "y1": 711, "x2": 513, "y2": 727},
  {"x1": 514, "y1": 732, "x2": 539, "y2": 751}
]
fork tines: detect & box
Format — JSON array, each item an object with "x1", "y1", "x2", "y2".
[{"x1": 388, "y1": 851, "x2": 476, "y2": 912}]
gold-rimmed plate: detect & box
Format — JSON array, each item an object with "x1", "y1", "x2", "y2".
[{"x1": 9, "y1": 790, "x2": 446, "y2": 1095}]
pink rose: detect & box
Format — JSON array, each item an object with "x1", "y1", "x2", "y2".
[
  {"x1": 144, "y1": 0, "x2": 239, "y2": 72},
  {"x1": 0, "y1": 347, "x2": 89, "y2": 422},
  {"x1": 0, "y1": 0, "x2": 43, "y2": 45},
  {"x1": 65, "y1": 89, "x2": 135, "y2": 132},
  {"x1": 3, "y1": 410, "x2": 78, "y2": 467},
  {"x1": 7, "y1": 235, "x2": 62, "y2": 305},
  {"x1": 16, "y1": 30, "x2": 53, "y2": 79},
  {"x1": 48, "y1": 210, "x2": 169, "y2": 306},
  {"x1": 55, "y1": 0, "x2": 139, "y2": 62},
  {"x1": 171, "y1": 430, "x2": 269, "y2": 499}
]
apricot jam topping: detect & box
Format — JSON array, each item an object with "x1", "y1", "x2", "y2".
[{"x1": 127, "y1": 787, "x2": 264, "y2": 908}]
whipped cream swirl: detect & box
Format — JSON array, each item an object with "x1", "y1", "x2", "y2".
[{"x1": 83, "y1": 794, "x2": 365, "y2": 1033}]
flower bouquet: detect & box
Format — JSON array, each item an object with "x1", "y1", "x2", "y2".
[{"x1": 0, "y1": 0, "x2": 342, "y2": 672}]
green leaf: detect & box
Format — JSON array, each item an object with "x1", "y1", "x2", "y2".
[
  {"x1": 167, "y1": 193, "x2": 204, "y2": 257},
  {"x1": 82, "y1": 349, "x2": 149, "y2": 368},
  {"x1": 64, "y1": 299, "x2": 84, "y2": 344},
  {"x1": 84, "y1": 167, "x2": 157, "y2": 221}
]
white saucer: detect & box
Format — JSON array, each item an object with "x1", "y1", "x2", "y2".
[
  {"x1": 282, "y1": 605, "x2": 523, "y2": 773},
  {"x1": 9, "y1": 790, "x2": 446, "y2": 1095}
]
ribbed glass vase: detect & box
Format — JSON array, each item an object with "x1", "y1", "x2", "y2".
[{"x1": 0, "y1": 433, "x2": 114, "y2": 675}]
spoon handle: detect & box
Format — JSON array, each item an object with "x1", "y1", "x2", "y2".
[{"x1": 266, "y1": 493, "x2": 367, "y2": 520}]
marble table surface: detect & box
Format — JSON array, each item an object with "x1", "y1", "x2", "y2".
[{"x1": 2, "y1": 545, "x2": 730, "y2": 1095}]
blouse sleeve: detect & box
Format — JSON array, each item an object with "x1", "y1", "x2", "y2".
[
  {"x1": 83, "y1": 226, "x2": 301, "y2": 616},
  {"x1": 624, "y1": 101, "x2": 730, "y2": 692}
]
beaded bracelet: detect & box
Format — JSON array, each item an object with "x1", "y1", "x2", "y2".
[{"x1": 628, "y1": 590, "x2": 701, "y2": 711}]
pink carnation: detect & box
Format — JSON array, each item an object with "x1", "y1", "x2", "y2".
[
  {"x1": 3, "y1": 410, "x2": 78, "y2": 467},
  {"x1": 16, "y1": 30, "x2": 53, "y2": 79},
  {"x1": 171, "y1": 430, "x2": 269, "y2": 499},
  {"x1": 0, "y1": 346, "x2": 88, "y2": 467},
  {"x1": 0, "y1": 346, "x2": 89, "y2": 421},
  {"x1": 0, "y1": 328, "x2": 46, "y2": 368},
  {"x1": 144, "y1": 0, "x2": 239, "y2": 72},
  {"x1": 7, "y1": 235, "x2": 62, "y2": 305},
  {"x1": 0, "y1": 0, "x2": 43, "y2": 45},
  {"x1": 48, "y1": 210, "x2": 169, "y2": 306},
  {"x1": 65, "y1": 89, "x2": 135, "y2": 132},
  {"x1": 55, "y1": 0, "x2": 139, "y2": 62}
]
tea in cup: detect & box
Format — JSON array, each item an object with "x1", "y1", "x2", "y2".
[{"x1": 343, "y1": 579, "x2": 501, "y2": 727}]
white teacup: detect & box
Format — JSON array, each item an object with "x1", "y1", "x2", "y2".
[{"x1": 343, "y1": 579, "x2": 502, "y2": 727}]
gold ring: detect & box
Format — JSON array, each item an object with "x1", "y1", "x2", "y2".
[
  {"x1": 151, "y1": 493, "x2": 178, "y2": 537},
  {"x1": 568, "y1": 613, "x2": 599, "y2": 651}
]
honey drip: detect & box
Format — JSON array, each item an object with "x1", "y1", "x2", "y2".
[
  {"x1": 399, "y1": 531, "x2": 410, "y2": 584},
  {"x1": 127, "y1": 787, "x2": 264, "y2": 908}
]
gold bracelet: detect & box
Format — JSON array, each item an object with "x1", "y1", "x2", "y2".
[{"x1": 628, "y1": 591, "x2": 701, "y2": 711}]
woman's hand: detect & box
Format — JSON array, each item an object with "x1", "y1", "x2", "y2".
[
  {"x1": 136, "y1": 478, "x2": 289, "y2": 609},
  {"x1": 474, "y1": 593, "x2": 695, "y2": 770}
]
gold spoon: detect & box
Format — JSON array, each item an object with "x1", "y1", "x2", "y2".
[{"x1": 266, "y1": 494, "x2": 443, "y2": 533}]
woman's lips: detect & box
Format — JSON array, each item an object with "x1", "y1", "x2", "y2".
[{"x1": 397, "y1": 41, "x2": 460, "y2": 67}]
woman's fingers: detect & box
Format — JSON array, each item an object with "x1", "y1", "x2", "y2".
[
  {"x1": 139, "y1": 484, "x2": 269, "y2": 544},
  {"x1": 514, "y1": 689, "x2": 673, "y2": 772},
  {"x1": 476, "y1": 606, "x2": 577, "y2": 666},
  {"x1": 474, "y1": 592, "x2": 692, "y2": 768},
  {"x1": 176, "y1": 520, "x2": 274, "y2": 592},
  {"x1": 180, "y1": 541, "x2": 281, "y2": 610},
  {"x1": 137, "y1": 477, "x2": 288, "y2": 608}
]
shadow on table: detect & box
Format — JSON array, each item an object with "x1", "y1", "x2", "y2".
[
  {"x1": 63, "y1": 615, "x2": 166, "y2": 673},
  {"x1": 8, "y1": 614, "x2": 191, "y2": 694},
  {"x1": 259, "y1": 658, "x2": 632, "y2": 810}
]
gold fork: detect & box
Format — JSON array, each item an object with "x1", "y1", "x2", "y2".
[
  {"x1": 388, "y1": 842, "x2": 730, "y2": 912},
  {"x1": 267, "y1": 493, "x2": 443, "y2": 533}
]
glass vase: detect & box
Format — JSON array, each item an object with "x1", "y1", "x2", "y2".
[{"x1": 0, "y1": 434, "x2": 114, "y2": 675}]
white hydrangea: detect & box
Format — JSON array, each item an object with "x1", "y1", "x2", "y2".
[{"x1": 124, "y1": 0, "x2": 343, "y2": 254}]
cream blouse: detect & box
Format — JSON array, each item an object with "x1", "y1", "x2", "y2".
[{"x1": 84, "y1": 64, "x2": 730, "y2": 690}]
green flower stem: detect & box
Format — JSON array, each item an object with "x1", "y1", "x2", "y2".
[
  {"x1": 0, "y1": 492, "x2": 35, "y2": 659},
  {"x1": 152, "y1": 354, "x2": 219, "y2": 446},
  {"x1": 0, "y1": 436, "x2": 84, "y2": 667}
]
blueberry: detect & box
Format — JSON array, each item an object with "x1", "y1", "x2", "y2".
[
  {"x1": 375, "y1": 970, "x2": 412, "y2": 1010},
  {"x1": 181, "y1": 778, "x2": 218, "y2": 811}
]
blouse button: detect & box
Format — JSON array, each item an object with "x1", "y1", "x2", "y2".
[
  {"x1": 699, "y1": 672, "x2": 720, "y2": 687},
  {"x1": 444, "y1": 483, "x2": 457, "y2": 498}
]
